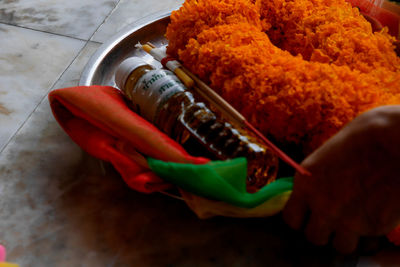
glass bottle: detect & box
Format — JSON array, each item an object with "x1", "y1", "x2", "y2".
[{"x1": 115, "y1": 57, "x2": 278, "y2": 191}]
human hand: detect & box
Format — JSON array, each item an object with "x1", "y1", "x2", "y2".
[{"x1": 283, "y1": 105, "x2": 400, "y2": 253}]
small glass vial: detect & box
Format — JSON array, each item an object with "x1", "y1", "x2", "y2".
[{"x1": 115, "y1": 57, "x2": 278, "y2": 191}]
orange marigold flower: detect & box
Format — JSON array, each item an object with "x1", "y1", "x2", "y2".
[{"x1": 166, "y1": 0, "x2": 400, "y2": 154}]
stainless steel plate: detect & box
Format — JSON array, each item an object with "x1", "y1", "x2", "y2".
[{"x1": 79, "y1": 10, "x2": 172, "y2": 87}]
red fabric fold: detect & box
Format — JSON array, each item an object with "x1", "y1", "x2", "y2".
[
  {"x1": 388, "y1": 225, "x2": 400, "y2": 246},
  {"x1": 48, "y1": 85, "x2": 208, "y2": 193},
  {"x1": 348, "y1": 0, "x2": 400, "y2": 37}
]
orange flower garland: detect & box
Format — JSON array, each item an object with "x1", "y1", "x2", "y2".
[{"x1": 166, "y1": 0, "x2": 400, "y2": 153}]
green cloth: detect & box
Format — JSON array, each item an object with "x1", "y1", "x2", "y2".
[{"x1": 148, "y1": 157, "x2": 293, "y2": 208}]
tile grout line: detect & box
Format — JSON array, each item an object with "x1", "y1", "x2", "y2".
[
  {"x1": 47, "y1": 0, "x2": 122, "y2": 90},
  {"x1": 0, "y1": 21, "x2": 101, "y2": 44},
  {"x1": 0, "y1": 42, "x2": 85, "y2": 155},
  {"x1": 0, "y1": 0, "x2": 122, "y2": 155},
  {"x1": 88, "y1": 0, "x2": 122, "y2": 42},
  {"x1": 44, "y1": 0, "x2": 123, "y2": 87}
]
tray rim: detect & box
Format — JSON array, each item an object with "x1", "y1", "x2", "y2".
[{"x1": 79, "y1": 9, "x2": 174, "y2": 86}]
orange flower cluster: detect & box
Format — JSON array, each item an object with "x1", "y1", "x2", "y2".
[
  {"x1": 166, "y1": 0, "x2": 400, "y2": 153},
  {"x1": 256, "y1": 0, "x2": 400, "y2": 73}
]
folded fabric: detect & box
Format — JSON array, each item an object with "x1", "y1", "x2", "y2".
[
  {"x1": 48, "y1": 85, "x2": 400, "y2": 245},
  {"x1": 148, "y1": 157, "x2": 293, "y2": 208},
  {"x1": 0, "y1": 246, "x2": 5, "y2": 262},
  {"x1": 0, "y1": 262, "x2": 19, "y2": 267},
  {"x1": 349, "y1": 0, "x2": 400, "y2": 37},
  {"x1": 179, "y1": 189, "x2": 292, "y2": 219},
  {"x1": 48, "y1": 85, "x2": 293, "y2": 216},
  {"x1": 49, "y1": 86, "x2": 208, "y2": 193}
]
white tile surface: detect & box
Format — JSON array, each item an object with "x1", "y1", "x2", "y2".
[
  {"x1": 0, "y1": 23, "x2": 85, "y2": 152},
  {"x1": 52, "y1": 41, "x2": 102, "y2": 88},
  {"x1": 0, "y1": 0, "x2": 119, "y2": 40},
  {"x1": 0, "y1": 97, "x2": 84, "y2": 260},
  {"x1": 91, "y1": 0, "x2": 183, "y2": 43},
  {"x1": 0, "y1": 96, "x2": 91, "y2": 266},
  {"x1": 0, "y1": 41, "x2": 103, "y2": 266}
]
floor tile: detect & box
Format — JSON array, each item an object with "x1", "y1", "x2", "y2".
[
  {"x1": 0, "y1": 104, "x2": 360, "y2": 266},
  {"x1": 0, "y1": 23, "x2": 85, "y2": 152},
  {"x1": 52, "y1": 41, "x2": 102, "y2": 89},
  {"x1": 0, "y1": 95, "x2": 92, "y2": 266},
  {"x1": 0, "y1": 41, "x2": 104, "y2": 266},
  {"x1": 91, "y1": 0, "x2": 183, "y2": 43},
  {"x1": 0, "y1": 0, "x2": 119, "y2": 40}
]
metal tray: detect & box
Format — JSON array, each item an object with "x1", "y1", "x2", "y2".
[{"x1": 79, "y1": 10, "x2": 172, "y2": 86}]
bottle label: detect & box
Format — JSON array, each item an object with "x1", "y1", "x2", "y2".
[{"x1": 133, "y1": 69, "x2": 186, "y2": 122}]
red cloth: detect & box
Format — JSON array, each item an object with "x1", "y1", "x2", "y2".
[
  {"x1": 348, "y1": 0, "x2": 400, "y2": 37},
  {"x1": 48, "y1": 85, "x2": 208, "y2": 193},
  {"x1": 388, "y1": 225, "x2": 400, "y2": 246}
]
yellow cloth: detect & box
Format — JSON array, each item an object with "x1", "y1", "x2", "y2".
[
  {"x1": 180, "y1": 189, "x2": 292, "y2": 219},
  {"x1": 0, "y1": 263, "x2": 19, "y2": 267}
]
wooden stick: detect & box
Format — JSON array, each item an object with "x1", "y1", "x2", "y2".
[
  {"x1": 181, "y1": 67, "x2": 311, "y2": 176},
  {"x1": 181, "y1": 66, "x2": 245, "y2": 124},
  {"x1": 146, "y1": 42, "x2": 156, "y2": 48},
  {"x1": 142, "y1": 43, "x2": 194, "y2": 89},
  {"x1": 244, "y1": 121, "x2": 311, "y2": 176},
  {"x1": 191, "y1": 84, "x2": 243, "y2": 126},
  {"x1": 137, "y1": 43, "x2": 310, "y2": 176}
]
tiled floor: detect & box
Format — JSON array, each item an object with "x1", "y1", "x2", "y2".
[{"x1": 0, "y1": 0, "x2": 399, "y2": 266}]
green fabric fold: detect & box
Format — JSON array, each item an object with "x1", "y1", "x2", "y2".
[{"x1": 148, "y1": 157, "x2": 293, "y2": 208}]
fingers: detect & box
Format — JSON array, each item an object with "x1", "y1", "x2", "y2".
[
  {"x1": 333, "y1": 229, "x2": 360, "y2": 254},
  {"x1": 305, "y1": 214, "x2": 334, "y2": 246},
  {"x1": 284, "y1": 193, "x2": 360, "y2": 253},
  {"x1": 283, "y1": 191, "x2": 308, "y2": 230}
]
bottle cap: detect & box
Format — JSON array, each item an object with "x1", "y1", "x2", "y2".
[{"x1": 114, "y1": 57, "x2": 150, "y2": 89}]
